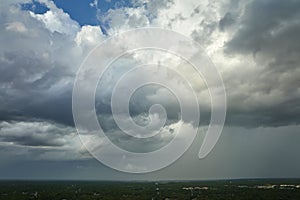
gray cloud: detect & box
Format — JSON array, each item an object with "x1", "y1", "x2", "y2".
[
  {"x1": 226, "y1": 0, "x2": 300, "y2": 55},
  {"x1": 0, "y1": 120, "x2": 89, "y2": 165},
  {"x1": 1, "y1": 125, "x2": 300, "y2": 180},
  {"x1": 3, "y1": 0, "x2": 299, "y2": 133},
  {"x1": 0, "y1": 2, "x2": 81, "y2": 126},
  {"x1": 0, "y1": 121, "x2": 75, "y2": 147},
  {"x1": 0, "y1": 0, "x2": 300, "y2": 179},
  {"x1": 219, "y1": 12, "x2": 235, "y2": 31},
  {"x1": 220, "y1": 0, "x2": 300, "y2": 127}
]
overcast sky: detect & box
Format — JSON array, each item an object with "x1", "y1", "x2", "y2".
[{"x1": 0, "y1": 0, "x2": 300, "y2": 180}]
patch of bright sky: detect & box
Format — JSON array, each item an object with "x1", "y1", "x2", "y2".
[
  {"x1": 21, "y1": 0, "x2": 135, "y2": 34},
  {"x1": 21, "y1": 0, "x2": 49, "y2": 14},
  {"x1": 52, "y1": 0, "x2": 99, "y2": 26}
]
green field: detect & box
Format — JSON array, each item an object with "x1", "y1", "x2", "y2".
[{"x1": 0, "y1": 179, "x2": 300, "y2": 200}]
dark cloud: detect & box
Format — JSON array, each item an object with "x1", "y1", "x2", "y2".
[
  {"x1": 0, "y1": 0, "x2": 299, "y2": 132},
  {"x1": 222, "y1": 0, "x2": 300, "y2": 127},
  {"x1": 1, "y1": 125, "x2": 300, "y2": 180},
  {"x1": 0, "y1": 0, "x2": 300, "y2": 179},
  {"x1": 0, "y1": 2, "x2": 79, "y2": 126},
  {"x1": 226, "y1": 0, "x2": 300, "y2": 55},
  {"x1": 219, "y1": 12, "x2": 235, "y2": 31},
  {"x1": 0, "y1": 50, "x2": 75, "y2": 126},
  {"x1": 97, "y1": 113, "x2": 180, "y2": 153}
]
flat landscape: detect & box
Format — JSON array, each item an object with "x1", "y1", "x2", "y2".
[{"x1": 0, "y1": 179, "x2": 300, "y2": 200}]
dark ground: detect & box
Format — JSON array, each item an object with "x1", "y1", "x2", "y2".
[{"x1": 0, "y1": 179, "x2": 300, "y2": 200}]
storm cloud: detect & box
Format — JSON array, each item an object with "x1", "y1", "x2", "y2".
[{"x1": 0, "y1": 0, "x2": 300, "y2": 179}]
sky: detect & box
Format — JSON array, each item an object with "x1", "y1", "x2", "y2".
[{"x1": 0, "y1": 0, "x2": 300, "y2": 180}]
